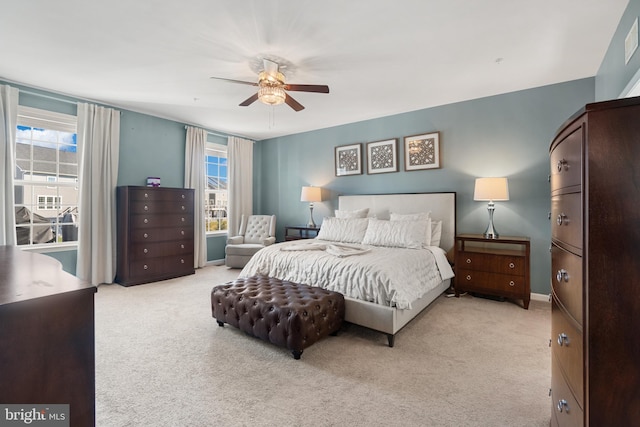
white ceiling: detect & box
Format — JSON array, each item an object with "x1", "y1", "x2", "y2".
[{"x1": 0, "y1": 0, "x2": 629, "y2": 140}]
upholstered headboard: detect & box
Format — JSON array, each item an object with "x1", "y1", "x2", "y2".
[{"x1": 338, "y1": 192, "x2": 456, "y2": 255}]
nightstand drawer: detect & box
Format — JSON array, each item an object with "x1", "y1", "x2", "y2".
[
  {"x1": 458, "y1": 269, "x2": 525, "y2": 294},
  {"x1": 458, "y1": 251, "x2": 525, "y2": 276}
]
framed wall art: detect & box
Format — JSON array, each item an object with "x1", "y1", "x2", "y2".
[
  {"x1": 404, "y1": 132, "x2": 440, "y2": 171},
  {"x1": 366, "y1": 139, "x2": 398, "y2": 174},
  {"x1": 335, "y1": 143, "x2": 362, "y2": 176}
]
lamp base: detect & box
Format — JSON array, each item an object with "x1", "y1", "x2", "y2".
[
  {"x1": 307, "y1": 204, "x2": 316, "y2": 229},
  {"x1": 483, "y1": 202, "x2": 499, "y2": 239}
]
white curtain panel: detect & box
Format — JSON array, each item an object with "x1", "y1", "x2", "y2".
[
  {"x1": 76, "y1": 103, "x2": 120, "y2": 285},
  {"x1": 228, "y1": 136, "x2": 254, "y2": 236},
  {"x1": 0, "y1": 85, "x2": 18, "y2": 246},
  {"x1": 184, "y1": 126, "x2": 207, "y2": 268}
]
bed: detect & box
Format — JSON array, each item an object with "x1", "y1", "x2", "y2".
[{"x1": 239, "y1": 192, "x2": 456, "y2": 347}]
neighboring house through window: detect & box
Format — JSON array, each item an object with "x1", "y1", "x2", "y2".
[
  {"x1": 205, "y1": 142, "x2": 228, "y2": 233},
  {"x1": 14, "y1": 106, "x2": 79, "y2": 246}
]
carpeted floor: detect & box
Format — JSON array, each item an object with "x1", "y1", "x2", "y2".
[{"x1": 95, "y1": 265, "x2": 551, "y2": 426}]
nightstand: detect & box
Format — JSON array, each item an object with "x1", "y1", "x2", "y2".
[
  {"x1": 284, "y1": 225, "x2": 320, "y2": 241},
  {"x1": 454, "y1": 234, "x2": 530, "y2": 309}
]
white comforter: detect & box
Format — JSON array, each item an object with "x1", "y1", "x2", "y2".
[{"x1": 239, "y1": 239, "x2": 454, "y2": 310}]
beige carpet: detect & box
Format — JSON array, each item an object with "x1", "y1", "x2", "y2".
[{"x1": 95, "y1": 266, "x2": 551, "y2": 426}]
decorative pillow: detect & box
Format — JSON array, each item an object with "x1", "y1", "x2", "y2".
[
  {"x1": 335, "y1": 208, "x2": 369, "y2": 219},
  {"x1": 390, "y1": 212, "x2": 432, "y2": 246},
  {"x1": 317, "y1": 217, "x2": 369, "y2": 243},
  {"x1": 362, "y1": 218, "x2": 430, "y2": 249},
  {"x1": 430, "y1": 220, "x2": 443, "y2": 247}
]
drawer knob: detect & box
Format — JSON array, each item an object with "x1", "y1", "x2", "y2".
[
  {"x1": 509, "y1": 262, "x2": 515, "y2": 269},
  {"x1": 557, "y1": 333, "x2": 569, "y2": 346},
  {"x1": 144, "y1": 218, "x2": 149, "y2": 224},
  {"x1": 466, "y1": 258, "x2": 471, "y2": 264},
  {"x1": 144, "y1": 193, "x2": 149, "y2": 198},
  {"x1": 466, "y1": 275, "x2": 472, "y2": 281},
  {"x1": 182, "y1": 194, "x2": 185, "y2": 199},
  {"x1": 143, "y1": 233, "x2": 148, "y2": 238},
  {"x1": 557, "y1": 159, "x2": 568, "y2": 172},
  {"x1": 143, "y1": 264, "x2": 148, "y2": 270},
  {"x1": 557, "y1": 399, "x2": 569, "y2": 413},
  {"x1": 556, "y1": 213, "x2": 568, "y2": 226},
  {"x1": 181, "y1": 259, "x2": 185, "y2": 264},
  {"x1": 143, "y1": 248, "x2": 148, "y2": 254},
  {"x1": 144, "y1": 205, "x2": 149, "y2": 211},
  {"x1": 509, "y1": 281, "x2": 515, "y2": 287},
  {"x1": 181, "y1": 244, "x2": 185, "y2": 249},
  {"x1": 182, "y1": 205, "x2": 186, "y2": 210},
  {"x1": 181, "y1": 217, "x2": 185, "y2": 222},
  {"x1": 556, "y1": 269, "x2": 569, "y2": 283}
]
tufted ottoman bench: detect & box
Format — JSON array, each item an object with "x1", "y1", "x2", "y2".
[{"x1": 211, "y1": 276, "x2": 345, "y2": 359}]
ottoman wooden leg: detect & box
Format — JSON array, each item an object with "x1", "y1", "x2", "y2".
[
  {"x1": 292, "y1": 350, "x2": 303, "y2": 360},
  {"x1": 217, "y1": 321, "x2": 224, "y2": 327}
]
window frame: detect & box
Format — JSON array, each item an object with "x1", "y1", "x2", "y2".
[
  {"x1": 14, "y1": 106, "x2": 79, "y2": 249},
  {"x1": 204, "y1": 142, "x2": 228, "y2": 236}
]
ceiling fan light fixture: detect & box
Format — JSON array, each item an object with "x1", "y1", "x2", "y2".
[{"x1": 258, "y1": 85, "x2": 286, "y2": 105}]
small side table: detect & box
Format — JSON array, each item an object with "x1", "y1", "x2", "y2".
[
  {"x1": 285, "y1": 226, "x2": 320, "y2": 241},
  {"x1": 454, "y1": 234, "x2": 531, "y2": 309}
]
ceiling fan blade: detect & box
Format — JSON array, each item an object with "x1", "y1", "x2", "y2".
[
  {"x1": 263, "y1": 58, "x2": 279, "y2": 76},
  {"x1": 285, "y1": 93, "x2": 305, "y2": 112},
  {"x1": 239, "y1": 93, "x2": 259, "y2": 107},
  {"x1": 284, "y1": 84, "x2": 330, "y2": 93},
  {"x1": 210, "y1": 77, "x2": 258, "y2": 87}
]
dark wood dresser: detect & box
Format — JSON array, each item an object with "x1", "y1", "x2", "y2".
[
  {"x1": 116, "y1": 186, "x2": 195, "y2": 286},
  {"x1": 549, "y1": 96, "x2": 640, "y2": 426},
  {"x1": 0, "y1": 246, "x2": 96, "y2": 426}
]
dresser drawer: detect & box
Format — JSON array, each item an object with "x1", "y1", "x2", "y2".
[
  {"x1": 551, "y1": 244, "x2": 582, "y2": 324},
  {"x1": 128, "y1": 187, "x2": 194, "y2": 203},
  {"x1": 551, "y1": 193, "x2": 582, "y2": 255},
  {"x1": 129, "y1": 240, "x2": 193, "y2": 260},
  {"x1": 131, "y1": 226, "x2": 193, "y2": 243},
  {"x1": 457, "y1": 251, "x2": 525, "y2": 276},
  {"x1": 550, "y1": 126, "x2": 582, "y2": 193},
  {"x1": 551, "y1": 352, "x2": 583, "y2": 427},
  {"x1": 130, "y1": 213, "x2": 194, "y2": 228},
  {"x1": 131, "y1": 200, "x2": 193, "y2": 215},
  {"x1": 458, "y1": 269, "x2": 525, "y2": 295},
  {"x1": 551, "y1": 297, "x2": 583, "y2": 406},
  {"x1": 130, "y1": 255, "x2": 194, "y2": 278}
]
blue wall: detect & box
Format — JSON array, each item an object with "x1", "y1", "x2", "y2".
[
  {"x1": 596, "y1": 0, "x2": 640, "y2": 100},
  {"x1": 256, "y1": 79, "x2": 596, "y2": 295}
]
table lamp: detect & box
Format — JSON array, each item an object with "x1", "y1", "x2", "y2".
[
  {"x1": 474, "y1": 177, "x2": 509, "y2": 239},
  {"x1": 300, "y1": 186, "x2": 322, "y2": 228}
]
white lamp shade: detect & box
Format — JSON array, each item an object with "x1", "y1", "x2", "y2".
[
  {"x1": 301, "y1": 186, "x2": 322, "y2": 202},
  {"x1": 474, "y1": 177, "x2": 509, "y2": 201}
]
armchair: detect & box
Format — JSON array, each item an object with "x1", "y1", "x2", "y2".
[{"x1": 225, "y1": 214, "x2": 276, "y2": 268}]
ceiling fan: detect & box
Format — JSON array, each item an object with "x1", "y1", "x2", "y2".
[{"x1": 210, "y1": 58, "x2": 329, "y2": 112}]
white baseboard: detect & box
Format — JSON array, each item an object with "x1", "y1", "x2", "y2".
[
  {"x1": 531, "y1": 292, "x2": 550, "y2": 303},
  {"x1": 206, "y1": 259, "x2": 225, "y2": 266}
]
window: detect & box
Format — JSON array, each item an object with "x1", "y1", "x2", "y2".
[
  {"x1": 205, "y1": 142, "x2": 228, "y2": 233},
  {"x1": 14, "y1": 106, "x2": 79, "y2": 246}
]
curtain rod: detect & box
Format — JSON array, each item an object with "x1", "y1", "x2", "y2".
[
  {"x1": 19, "y1": 89, "x2": 78, "y2": 106},
  {"x1": 183, "y1": 125, "x2": 254, "y2": 142}
]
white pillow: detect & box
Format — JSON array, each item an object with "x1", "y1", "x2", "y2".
[
  {"x1": 430, "y1": 220, "x2": 442, "y2": 247},
  {"x1": 390, "y1": 212, "x2": 432, "y2": 246},
  {"x1": 362, "y1": 218, "x2": 429, "y2": 249},
  {"x1": 317, "y1": 217, "x2": 369, "y2": 243},
  {"x1": 335, "y1": 208, "x2": 369, "y2": 219}
]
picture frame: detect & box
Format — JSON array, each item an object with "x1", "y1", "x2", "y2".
[
  {"x1": 335, "y1": 143, "x2": 362, "y2": 176},
  {"x1": 366, "y1": 139, "x2": 398, "y2": 174},
  {"x1": 404, "y1": 131, "x2": 441, "y2": 171}
]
